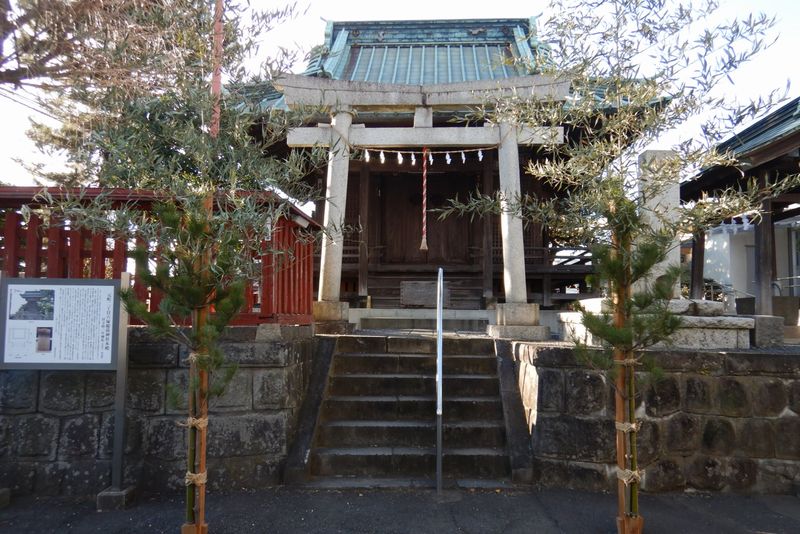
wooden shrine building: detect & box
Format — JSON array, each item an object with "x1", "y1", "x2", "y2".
[
  {"x1": 269, "y1": 18, "x2": 594, "y2": 336},
  {"x1": 681, "y1": 96, "x2": 800, "y2": 321}
]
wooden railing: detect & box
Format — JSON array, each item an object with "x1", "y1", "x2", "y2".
[
  {"x1": 0, "y1": 187, "x2": 318, "y2": 326},
  {"x1": 491, "y1": 245, "x2": 593, "y2": 270}
]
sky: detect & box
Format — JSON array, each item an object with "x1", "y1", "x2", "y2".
[{"x1": 0, "y1": 0, "x2": 798, "y2": 186}]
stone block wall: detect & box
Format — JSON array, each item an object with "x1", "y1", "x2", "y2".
[
  {"x1": 510, "y1": 343, "x2": 800, "y2": 494},
  {"x1": 0, "y1": 325, "x2": 314, "y2": 497}
]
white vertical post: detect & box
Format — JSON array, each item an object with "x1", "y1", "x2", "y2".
[
  {"x1": 497, "y1": 123, "x2": 528, "y2": 303},
  {"x1": 318, "y1": 109, "x2": 353, "y2": 302},
  {"x1": 638, "y1": 150, "x2": 680, "y2": 296}
]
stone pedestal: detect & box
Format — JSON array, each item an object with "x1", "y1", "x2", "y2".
[
  {"x1": 255, "y1": 324, "x2": 314, "y2": 342},
  {"x1": 563, "y1": 299, "x2": 756, "y2": 349},
  {"x1": 664, "y1": 316, "x2": 753, "y2": 349},
  {"x1": 96, "y1": 485, "x2": 135, "y2": 511},
  {"x1": 658, "y1": 299, "x2": 754, "y2": 349},
  {"x1": 495, "y1": 302, "x2": 540, "y2": 326},
  {"x1": 745, "y1": 315, "x2": 784, "y2": 348},
  {"x1": 313, "y1": 301, "x2": 349, "y2": 322},
  {"x1": 488, "y1": 303, "x2": 550, "y2": 340},
  {"x1": 488, "y1": 324, "x2": 550, "y2": 340},
  {"x1": 313, "y1": 301, "x2": 351, "y2": 334}
]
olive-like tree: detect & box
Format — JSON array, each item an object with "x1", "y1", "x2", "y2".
[
  {"x1": 25, "y1": 2, "x2": 320, "y2": 532},
  {"x1": 444, "y1": 1, "x2": 798, "y2": 532}
]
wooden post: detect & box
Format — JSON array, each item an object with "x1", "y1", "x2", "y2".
[
  {"x1": 67, "y1": 229, "x2": 83, "y2": 278},
  {"x1": 305, "y1": 237, "x2": 314, "y2": 315},
  {"x1": 690, "y1": 231, "x2": 705, "y2": 299},
  {"x1": 482, "y1": 153, "x2": 494, "y2": 301},
  {"x1": 261, "y1": 239, "x2": 275, "y2": 318},
  {"x1": 90, "y1": 233, "x2": 106, "y2": 279},
  {"x1": 111, "y1": 239, "x2": 127, "y2": 280},
  {"x1": 358, "y1": 165, "x2": 370, "y2": 300},
  {"x1": 542, "y1": 275, "x2": 552, "y2": 307},
  {"x1": 755, "y1": 198, "x2": 774, "y2": 315},
  {"x1": 23, "y1": 214, "x2": 41, "y2": 278},
  {"x1": 3, "y1": 211, "x2": 20, "y2": 276},
  {"x1": 46, "y1": 216, "x2": 65, "y2": 278}
]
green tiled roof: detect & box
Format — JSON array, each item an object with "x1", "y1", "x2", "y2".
[
  {"x1": 248, "y1": 17, "x2": 546, "y2": 112},
  {"x1": 310, "y1": 18, "x2": 541, "y2": 83}
]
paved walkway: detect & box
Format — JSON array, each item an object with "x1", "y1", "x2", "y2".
[{"x1": 1, "y1": 487, "x2": 799, "y2": 533}]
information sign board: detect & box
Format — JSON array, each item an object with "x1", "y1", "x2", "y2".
[{"x1": 0, "y1": 278, "x2": 121, "y2": 370}]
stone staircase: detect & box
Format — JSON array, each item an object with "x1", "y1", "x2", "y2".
[{"x1": 303, "y1": 334, "x2": 511, "y2": 488}]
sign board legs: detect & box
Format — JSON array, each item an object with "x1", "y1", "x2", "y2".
[{"x1": 97, "y1": 273, "x2": 135, "y2": 511}]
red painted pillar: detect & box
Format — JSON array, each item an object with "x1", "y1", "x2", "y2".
[{"x1": 3, "y1": 211, "x2": 21, "y2": 276}]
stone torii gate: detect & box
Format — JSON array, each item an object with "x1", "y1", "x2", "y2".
[{"x1": 275, "y1": 74, "x2": 569, "y2": 339}]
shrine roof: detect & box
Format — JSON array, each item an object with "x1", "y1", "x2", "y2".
[
  {"x1": 249, "y1": 17, "x2": 546, "y2": 110},
  {"x1": 681, "y1": 96, "x2": 800, "y2": 200},
  {"x1": 304, "y1": 18, "x2": 543, "y2": 84},
  {"x1": 714, "y1": 97, "x2": 800, "y2": 158}
]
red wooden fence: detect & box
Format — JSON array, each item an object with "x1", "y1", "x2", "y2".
[{"x1": 0, "y1": 187, "x2": 317, "y2": 326}]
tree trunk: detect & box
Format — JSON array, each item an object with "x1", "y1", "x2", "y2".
[
  {"x1": 182, "y1": 304, "x2": 210, "y2": 534},
  {"x1": 613, "y1": 233, "x2": 643, "y2": 534},
  {"x1": 182, "y1": 1, "x2": 224, "y2": 531}
]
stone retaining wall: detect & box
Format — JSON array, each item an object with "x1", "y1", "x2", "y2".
[
  {"x1": 0, "y1": 325, "x2": 313, "y2": 496},
  {"x1": 509, "y1": 343, "x2": 800, "y2": 494}
]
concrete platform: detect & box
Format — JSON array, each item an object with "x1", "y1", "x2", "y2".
[{"x1": 349, "y1": 308, "x2": 492, "y2": 332}]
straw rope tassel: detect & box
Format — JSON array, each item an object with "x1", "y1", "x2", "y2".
[{"x1": 420, "y1": 147, "x2": 429, "y2": 251}]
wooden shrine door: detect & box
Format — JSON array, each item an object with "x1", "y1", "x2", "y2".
[{"x1": 381, "y1": 173, "x2": 472, "y2": 265}]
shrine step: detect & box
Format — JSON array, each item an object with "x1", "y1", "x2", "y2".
[
  {"x1": 316, "y1": 420, "x2": 506, "y2": 448},
  {"x1": 300, "y1": 333, "x2": 511, "y2": 486},
  {"x1": 328, "y1": 373, "x2": 500, "y2": 396},
  {"x1": 298, "y1": 476, "x2": 517, "y2": 490},
  {"x1": 321, "y1": 395, "x2": 504, "y2": 422},
  {"x1": 348, "y1": 311, "x2": 491, "y2": 332},
  {"x1": 332, "y1": 353, "x2": 497, "y2": 375},
  {"x1": 309, "y1": 447, "x2": 510, "y2": 479}
]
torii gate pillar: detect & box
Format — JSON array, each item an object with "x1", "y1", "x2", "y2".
[
  {"x1": 488, "y1": 122, "x2": 549, "y2": 341},
  {"x1": 313, "y1": 109, "x2": 353, "y2": 324}
]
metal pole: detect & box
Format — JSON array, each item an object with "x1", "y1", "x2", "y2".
[
  {"x1": 111, "y1": 273, "x2": 131, "y2": 489},
  {"x1": 436, "y1": 267, "x2": 443, "y2": 495}
]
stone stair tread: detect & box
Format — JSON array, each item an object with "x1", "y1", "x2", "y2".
[
  {"x1": 314, "y1": 446, "x2": 506, "y2": 456},
  {"x1": 305, "y1": 333, "x2": 510, "y2": 484},
  {"x1": 323, "y1": 420, "x2": 504, "y2": 428},
  {"x1": 444, "y1": 447, "x2": 506, "y2": 456},
  {"x1": 332, "y1": 373, "x2": 499, "y2": 379},
  {"x1": 326, "y1": 395, "x2": 501, "y2": 402},
  {"x1": 336, "y1": 353, "x2": 495, "y2": 359},
  {"x1": 315, "y1": 446, "x2": 426, "y2": 455},
  {"x1": 300, "y1": 477, "x2": 437, "y2": 489},
  {"x1": 299, "y1": 477, "x2": 515, "y2": 489},
  {"x1": 323, "y1": 420, "x2": 433, "y2": 429}
]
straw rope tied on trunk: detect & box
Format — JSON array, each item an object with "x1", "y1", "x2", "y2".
[{"x1": 420, "y1": 147, "x2": 429, "y2": 251}]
